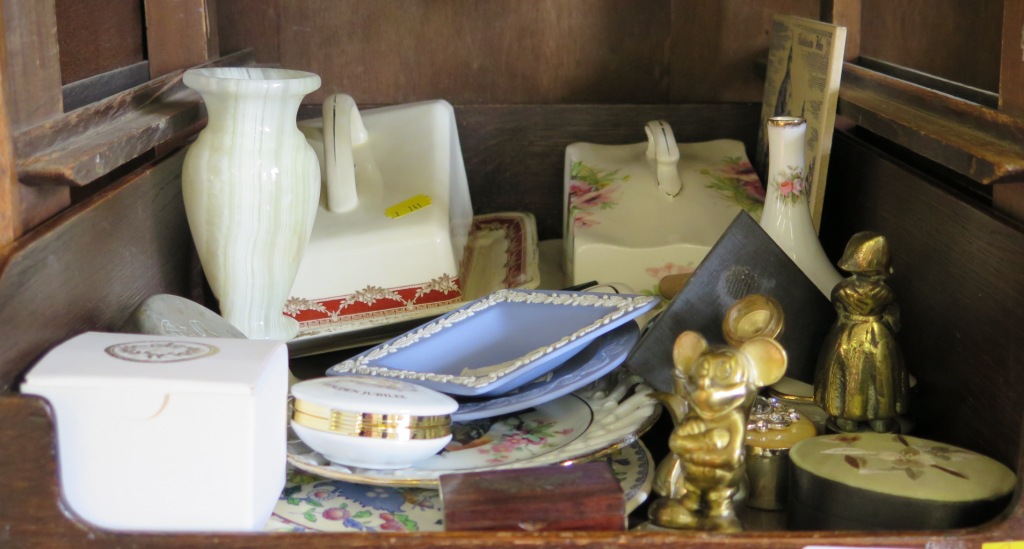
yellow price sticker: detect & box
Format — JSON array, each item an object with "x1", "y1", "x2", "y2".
[{"x1": 385, "y1": 194, "x2": 433, "y2": 219}]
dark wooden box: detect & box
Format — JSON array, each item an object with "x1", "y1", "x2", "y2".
[{"x1": 440, "y1": 462, "x2": 625, "y2": 532}]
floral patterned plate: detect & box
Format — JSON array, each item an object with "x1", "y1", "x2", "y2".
[
  {"x1": 286, "y1": 212, "x2": 540, "y2": 358},
  {"x1": 287, "y1": 370, "x2": 659, "y2": 487},
  {"x1": 266, "y1": 440, "x2": 653, "y2": 533}
]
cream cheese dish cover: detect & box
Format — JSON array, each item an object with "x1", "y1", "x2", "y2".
[
  {"x1": 564, "y1": 120, "x2": 764, "y2": 295},
  {"x1": 291, "y1": 95, "x2": 473, "y2": 308},
  {"x1": 290, "y1": 375, "x2": 458, "y2": 469}
]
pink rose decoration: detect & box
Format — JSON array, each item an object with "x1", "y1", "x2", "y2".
[
  {"x1": 645, "y1": 262, "x2": 695, "y2": 280},
  {"x1": 728, "y1": 161, "x2": 757, "y2": 179},
  {"x1": 742, "y1": 180, "x2": 765, "y2": 200},
  {"x1": 573, "y1": 212, "x2": 597, "y2": 228},
  {"x1": 793, "y1": 178, "x2": 806, "y2": 194}
]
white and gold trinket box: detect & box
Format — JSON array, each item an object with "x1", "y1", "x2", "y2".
[{"x1": 290, "y1": 375, "x2": 458, "y2": 469}]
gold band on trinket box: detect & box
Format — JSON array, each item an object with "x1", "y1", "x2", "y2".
[{"x1": 292, "y1": 398, "x2": 452, "y2": 440}]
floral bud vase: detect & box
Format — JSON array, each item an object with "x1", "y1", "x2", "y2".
[
  {"x1": 759, "y1": 116, "x2": 841, "y2": 297},
  {"x1": 182, "y1": 67, "x2": 321, "y2": 340}
]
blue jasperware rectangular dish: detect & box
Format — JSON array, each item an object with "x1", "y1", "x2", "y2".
[{"x1": 325, "y1": 288, "x2": 657, "y2": 396}]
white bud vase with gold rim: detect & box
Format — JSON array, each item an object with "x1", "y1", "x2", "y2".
[
  {"x1": 182, "y1": 67, "x2": 321, "y2": 340},
  {"x1": 760, "y1": 116, "x2": 841, "y2": 297}
]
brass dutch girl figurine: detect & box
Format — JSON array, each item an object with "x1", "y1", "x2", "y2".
[{"x1": 813, "y1": 231, "x2": 909, "y2": 433}]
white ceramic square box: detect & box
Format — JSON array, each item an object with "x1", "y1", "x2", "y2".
[{"x1": 19, "y1": 331, "x2": 288, "y2": 532}]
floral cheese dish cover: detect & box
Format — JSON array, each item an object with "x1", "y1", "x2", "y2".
[{"x1": 564, "y1": 123, "x2": 764, "y2": 297}]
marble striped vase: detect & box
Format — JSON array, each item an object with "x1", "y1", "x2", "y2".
[{"x1": 182, "y1": 67, "x2": 321, "y2": 340}]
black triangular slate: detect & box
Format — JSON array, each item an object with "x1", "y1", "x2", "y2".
[{"x1": 625, "y1": 211, "x2": 836, "y2": 393}]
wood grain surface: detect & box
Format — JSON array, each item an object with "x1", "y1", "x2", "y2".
[
  {"x1": 668, "y1": 0, "x2": 819, "y2": 102},
  {"x1": 216, "y1": 0, "x2": 279, "y2": 65},
  {"x1": 1000, "y1": 0, "x2": 1024, "y2": 116},
  {"x1": 217, "y1": 0, "x2": 824, "y2": 105},
  {"x1": 837, "y1": 62, "x2": 1024, "y2": 186},
  {"x1": 276, "y1": 0, "x2": 671, "y2": 105},
  {"x1": 214, "y1": 1, "x2": 1005, "y2": 108},
  {"x1": 2, "y1": 0, "x2": 69, "y2": 236},
  {"x1": 54, "y1": 0, "x2": 145, "y2": 85},
  {"x1": 0, "y1": 149, "x2": 200, "y2": 392},
  {"x1": 0, "y1": 5, "x2": 15, "y2": 246},
  {"x1": 441, "y1": 462, "x2": 625, "y2": 531},
  {"x1": 860, "y1": 0, "x2": 1001, "y2": 93},
  {"x1": 820, "y1": 0, "x2": 860, "y2": 61},
  {"x1": 2, "y1": 0, "x2": 62, "y2": 132},
  {"x1": 996, "y1": 0, "x2": 1024, "y2": 222},
  {"x1": 144, "y1": 0, "x2": 220, "y2": 78}
]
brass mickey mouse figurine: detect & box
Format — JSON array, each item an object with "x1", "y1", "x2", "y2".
[{"x1": 648, "y1": 295, "x2": 788, "y2": 532}]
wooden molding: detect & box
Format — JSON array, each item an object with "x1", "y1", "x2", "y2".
[
  {"x1": 0, "y1": 3, "x2": 16, "y2": 246},
  {"x1": 13, "y1": 49, "x2": 254, "y2": 189},
  {"x1": 838, "y1": 62, "x2": 1024, "y2": 186},
  {"x1": 62, "y1": 60, "x2": 151, "y2": 112}
]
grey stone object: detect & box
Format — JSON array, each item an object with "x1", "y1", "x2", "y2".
[{"x1": 121, "y1": 294, "x2": 246, "y2": 339}]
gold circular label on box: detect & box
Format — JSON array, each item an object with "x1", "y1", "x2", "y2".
[{"x1": 105, "y1": 341, "x2": 219, "y2": 363}]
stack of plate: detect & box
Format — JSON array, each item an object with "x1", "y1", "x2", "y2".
[{"x1": 282, "y1": 289, "x2": 662, "y2": 530}]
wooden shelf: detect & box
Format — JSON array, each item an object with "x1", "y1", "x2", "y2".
[{"x1": 0, "y1": 104, "x2": 1022, "y2": 547}]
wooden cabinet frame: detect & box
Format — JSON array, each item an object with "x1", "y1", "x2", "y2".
[{"x1": 1, "y1": 1, "x2": 1022, "y2": 547}]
